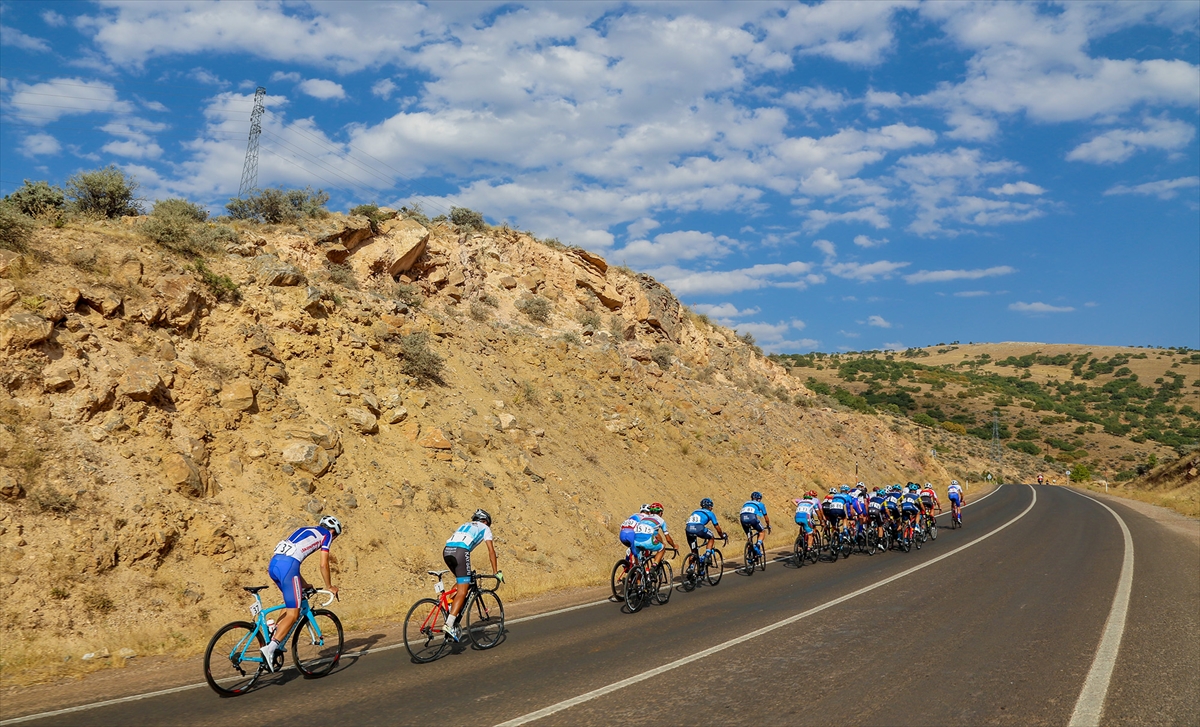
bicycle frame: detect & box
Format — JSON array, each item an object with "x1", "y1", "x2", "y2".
[{"x1": 231, "y1": 590, "x2": 331, "y2": 670}]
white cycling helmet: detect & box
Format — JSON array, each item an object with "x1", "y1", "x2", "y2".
[
  {"x1": 319, "y1": 515, "x2": 343, "y2": 536},
  {"x1": 639, "y1": 503, "x2": 651, "y2": 513}
]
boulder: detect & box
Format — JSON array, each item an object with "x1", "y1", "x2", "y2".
[
  {"x1": 314, "y1": 215, "x2": 373, "y2": 250},
  {"x1": 347, "y1": 218, "x2": 428, "y2": 278},
  {"x1": 418, "y1": 428, "x2": 452, "y2": 450},
  {"x1": 42, "y1": 359, "x2": 79, "y2": 391},
  {"x1": 361, "y1": 392, "x2": 380, "y2": 414},
  {"x1": 80, "y1": 288, "x2": 123, "y2": 318},
  {"x1": 153, "y1": 275, "x2": 204, "y2": 329},
  {"x1": 254, "y1": 255, "x2": 305, "y2": 287},
  {"x1": 499, "y1": 276, "x2": 518, "y2": 289},
  {"x1": 0, "y1": 313, "x2": 52, "y2": 350},
  {"x1": 498, "y1": 413, "x2": 518, "y2": 431},
  {"x1": 281, "y1": 442, "x2": 330, "y2": 477},
  {"x1": 345, "y1": 407, "x2": 379, "y2": 434},
  {"x1": 163, "y1": 453, "x2": 207, "y2": 498},
  {"x1": 383, "y1": 406, "x2": 408, "y2": 425},
  {"x1": 287, "y1": 420, "x2": 343, "y2": 456},
  {"x1": 0, "y1": 281, "x2": 17, "y2": 313},
  {"x1": 118, "y1": 357, "x2": 162, "y2": 401},
  {"x1": 0, "y1": 470, "x2": 22, "y2": 500},
  {"x1": 218, "y1": 379, "x2": 257, "y2": 411}
]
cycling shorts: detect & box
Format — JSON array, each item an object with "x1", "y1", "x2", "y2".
[
  {"x1": 442, "y1": 545, "x2": 472, "y2": 584},
  {"x1": 901, "y1": 507, "x2": 919, "y2": 519},
  {"x1": 851, "y1": 500, "x2": 866, "y2": 516},
  {"x1": 741, "y1": 517, "x2": 763, "y2": 534},
  {"x1": 869, "y1": 511, "x2": 888, "y2": 525},
  {"x1": 268, "y1": 554, "x2": 303, "y2": 609},
  {"x1": 795, "y1": 515, "x2": 813, "y2": 534},
  {"x1": 635, "y1": 539, "x2": 663, "y2": 555},
  {"x1": 920, "y1": 497, "x2": 935, "y2": 508},
  {"x1": 826, "y1": 511, "x2": 844, "y2": 524},
  {"x1": 619, "y1": 529, "x2": 638, "y2": 549},
  {"x1": 948, "y1": 493, "x2": 961, "y2": 506},
  {"x1": 685, "y1": 527, "x2": 714, "y2": 544}
]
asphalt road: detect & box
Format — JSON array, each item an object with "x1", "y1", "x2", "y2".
[{"x1": 11, "y1": 485, "x2": 1199, "y2": 726}]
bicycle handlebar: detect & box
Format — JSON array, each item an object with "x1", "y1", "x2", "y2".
[{"x1": 301, "y1": 587, "x2": 337, "y2": 607}]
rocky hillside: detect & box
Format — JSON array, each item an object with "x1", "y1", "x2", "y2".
[{"x1": 1, "y1": 208, "x2": 1006, "y2": 680}]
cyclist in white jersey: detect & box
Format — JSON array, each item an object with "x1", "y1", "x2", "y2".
[
  {"x1": 442, "y1": 509, "x2": 502, "y2": 640},
  {"x1": 260, "y1": 515, "x2": 342, "y2": 670}
]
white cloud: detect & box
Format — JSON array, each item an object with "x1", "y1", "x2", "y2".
[
  {"x1": 812, "y1": 239, "x2": 836, "y2": 258},
  {"x1": 691, "y1": 303, "x2": 760, "y2": 320},
  {"x1": 781, "y1": 86, "x2": 847, "y2": 112},
  {"x1": 764, "y1": 1, "x2": 912, "y2": 65},
  {"x1": 1009, "y1": 301, "x2": 1075, "y2": 313},
  {"x1": 989, "y1": 181, "x2": 1045, "y2": 196},
  {"x1": 1084, "y1": 301, "x2": 1099, "y2": 307},
  {"x1": 852, "y1": 234, "x2": 888, "y2": 248},
  {"x1": 1, "y1": 25, "x2": 51, "y2": 52},
  {"x1": 614, "y1": 230, "x2": 734, "y2": 266},
  {"x1": 101, "y1": 139, "x2": 163, "y2": 159},
  {"x1": 18, "y1": 133, "x2": 61, "y2": 157},
  {"x1": 270, "y1": 71, "x2": 302, "y2": 83},
  {"x1": 904, "y1": 265, "x2": 1016, "y2": 284},
  {"x1": 953, "y1": 290, "x2": 990, "y2": 297},
  {"x1": 188, "y1": 67, "x2": 227, "y2": 86},
  {"x1": 733, "y1": 319, "x2": 816, "y2": 353},
  {"x1": 894, "y1": 148, "x2": 1045, "y2": 234},
  {"x1": 1105, "y1": 176, "x2": 1200, "y2": 200},
  {"x1": 1066, "y1": 117, "x2": 1195, "y2": 163},
  {"x1": 4, "y1": 77, "x2": 133, "y2": 124},
  {"x1": 839, "y1": 330, "x2": 861, "y2": 338},
  {"x1": 371, "y1": 78, "x2": 397, "y2": 100},
  {"x1": 804, "y1": 206, "x2": 891, "y2": 232},
  {"x1": 653, "y1": 261, "x2": 820, "y2": 295},
  {"x1": 297, "y1": 78, "x2": 346, "y2": 100},
  {"x1": 42, "y1": 10, "x2": 67, "y2": 27},
  {"x1": 867, "y1": 315, "x2": 892, "y2": 328},
  {"x1": 882, "y1": 341, "x2": 905, "y2": 351},
  {"x1": 827, "y1": 259, "x2": 909, "y2": 282}
]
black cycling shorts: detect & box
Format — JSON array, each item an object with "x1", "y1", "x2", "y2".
[{"x1": 442, "y1": 546, "x2": 471, "y2": 583}]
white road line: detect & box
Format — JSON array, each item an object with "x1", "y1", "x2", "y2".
[
  {"x1": 1066, "y1": 490, "x2": 1135, "y2": 727},
  {"x1": 495, "y1": 485, "x2": 1036, "y2": 727},
  {"x1": 3, "y1": 483, "x2": 1011, "y2": 726}
]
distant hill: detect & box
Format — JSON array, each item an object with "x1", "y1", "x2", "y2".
[{"x1": 771, "y1": 342, "x2": 1200, "y2": 484}]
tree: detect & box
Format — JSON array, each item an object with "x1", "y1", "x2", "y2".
[{"x1": 66, "y1": 165, "x2": 143, "y2": 218}]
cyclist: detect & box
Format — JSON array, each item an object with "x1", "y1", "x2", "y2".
[
  {"x1": 792, "y1": 491, "x2": 820, "y2": 551},
  {"x1": 619, "y1": 504, "x2": 651, "y2": 556},
  {"x1": 442, "y1": 509, "x2": 501, "y2": 641},
  {"x1": 261, "y1": 515, "x2": 342, "y2": 671},
  {"x1": 947, "y1": 479, "x2": 965, "y2": 521},
  {"x1": 919, "y1": 482, "x2": 939, "y2": 518},
  {"x1": 825, "y1": 487, "x2": 849, "y2": 541},
  {"x1": 867, "y1": 487, "x2": 889, "y2": 544},
  {"x1": 740, "y1": 491, "x2": 771, "y2": 556},
  {"x1": 849, "y1": 485, "x2": 868, "y2": 538},
  {"x1": 901, "y1": 484, "x2": 924, "y2": 539},
  {"x1": 685, "y1": 498, "x2": 726, "y2": 556},
  {"x1": 633, "y1": 505, "x2": 667, "y2": 566},
  {"x1": 643, "y1": 502, "x2": 678, "y2": 565},
  {"x1": 1037, "y1": 473, "x2": 1044, "y2": 485}
]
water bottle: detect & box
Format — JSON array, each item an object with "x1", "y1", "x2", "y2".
[{"x1": 267, "y1": 619, "x2": 276, "y2": 638}]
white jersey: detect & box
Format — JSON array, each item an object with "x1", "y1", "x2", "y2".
[
  {"x1": 273, "y1": 526, "x2": 332, "y2": 563},
  {"x1": 446, "y1": 521, "x2": 494, "y2": 551},
  {"x1": 643, "y1": 513, "x2": 669, "y2": 534}
]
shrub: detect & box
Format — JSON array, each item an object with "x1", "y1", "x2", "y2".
[
  {"x1": 449, "y1": 206, "x2": 486, "y2": 230},
  {"x1": 1114, "y1": 469, "x2": 1136, "y2": 481},
  {"x1": 142, "y1": 207, "x2": 202, "y2": 255},
  {"x1": 82, "y1": 590, "x2": 115, "y2": 615},
  {"x1": 393, "y1": 282, "x2": 423, "y2": 309},
  {"x1": 153, "y1": 197, "x2": 208, "y2": 222},
  {"x1": 5, "y1": 180, "x2": 65, "y2": 218},
  {"x1": 650, "y1": 344, "x2": 673, "y2": 370},
  {"x1": 0, "y1": 201, "x2": 34, "y2": 253},
  {"x1": 350, "y1": 202, "x2": 389, "y2": 233},
  {"x1": 516, "y1": 295, "x2": 551, "y2": 323},
  {"x1": 805, "y1": 377, "x2": 832, "y2": 396},
  {"x1": 399, "y1": 332, "x2": 444, "y2": 385},
  {"x1": 193, "y1": 259, "x2": 240, "y2": 302},
  {"x1": 29, "y1": 485, "x2": 75, "y2": 514},
  {"x1": 327, "y1": 264, "x2": 359, "y2": 290},
  {"x1": 479, "y1": 293, "x2": 499, "y2": 308},
  {"x1": 66, "y1": 165, "x2": 143, "y2": 218},
  {"x1": 577, "y1": 310, "x2": 602, "y2": 330},
  {"x1": 226, "y1": 187, "x2": 329, "y2": 223},
  {"x1": 912, "y1": 412, "x2": 937, "y2": 428},
  {"x1": 559, "y1": 331, "x2": 582, "y2": 345},
  {"x1": 941, "y1": 421, "x2": 968, "y2": 435},
  {"x1": 193, "y1": 224, "x2": 239, "y2": 251},
  {"x1": 1006, "y1": 440, "x2": 1042, "y2": 455},
  {"x1": 400, "y1": 203, "x2": 430, "y2": 226},
  {"x1": 469, "y1": 301, "x2": 491, "y2": 322},
  {"x1": 1069, "y1": 464, "x2": 1092, "y2": 482}
]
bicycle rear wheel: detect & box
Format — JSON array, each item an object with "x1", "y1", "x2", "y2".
[
  {"x1": 204, "y1": 620, "x2": 265, "y2": 697},
  {"x1": 928, "y1": 517, "x2": 938, "y2": 541},
  {"x1": 623, "y1": 567, "x2": 645, "y2": 613},
  {"x1": 610, "y1": 559, "x2": 629, "y2": 602},
  {"x1": 793, "y1": 535, "x2": 805, "y2": 567},
  {"x1": 680, "y1": 553, "x2": 698, "y2": 592},
  {"x1": 292, "y1": 609, "x2": 343, "y2": 677},
  {"x1": 404, "y1": 598, "x2": 452, "y2": 663},
  {"x1": 706, "y1": 550, "x2": 724, "y2": 586},
  {"x1": 840, "y1": 532, "x2": 852, "y2": 559},
  {"x1": 807, "y1": 532, "x2": 823, "y2": 564},
  {"x1": 743, "y1": 541, "x2": 756, "y2": 575},
  {"x1": 653, "y1": 561, "x2": 673, "y2": 605},
  {"x1": 465, "y1": 590, "x2": 505, "y2": 649}
]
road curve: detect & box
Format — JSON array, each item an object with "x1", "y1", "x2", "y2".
[{"x1": 9, "y1": 485, "x2": 1199, "y2": 727}]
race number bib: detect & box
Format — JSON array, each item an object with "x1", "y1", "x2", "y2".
[
  {"x1": 274, "y1": 540, "x2": 298, "y2": 557},
  {"x1": 687, "y1": 514, "x2": 703, "y2": 524}
]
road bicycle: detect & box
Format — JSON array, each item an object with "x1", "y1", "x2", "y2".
[
  {"x1": 623, "y1": 547, "x2": 676, "y2": 613},
  {"x1": 792, "y1": 525, "x2": 822, "y2": 567},
  {"x1": 203, "y1": 585, "x2": 342, "y2": 697},
  {"x1": 920, "y1": 510, "x2": 939, "y2": 542},
  {"x1": 851, "y1": 520, "x2": 876, "y2": 556},
  {"x1": 403, "y1": 570, "x2": 504, "y2": 663},
  {"x1": 948, "y1": 501, "x2": 963, "y2": 529},
  {"x1": 741, "y1": 529, "x2": 770, "y2": 574},
  {"x1": 611, "y1": 551, "x2": 634, "y2": 602},
  {"x1": 898, "y1": 514, "x2": 920, "y2": 552},
  {"x1": 681, "y1": 534, "x2": 727, "y2": 590},
  {"x1": 825, "y1": 521, "x2": 853, "y2": 560}
]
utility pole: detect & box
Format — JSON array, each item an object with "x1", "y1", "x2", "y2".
[
  {"x1": 238, "y1": 86, "x2": 266, "y2": 198},
  {"x1": 991, "y1": 410, "x2": 1002, "y2": 481}
]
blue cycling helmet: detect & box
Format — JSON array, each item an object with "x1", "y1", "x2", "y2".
[
  {"x1": 840, "y1": 485, "x2": 850, "y2": 493},
  {"x1": 909, "y1": 483, "x2": 919, "y2": 491},
  {"x1": 751, "y1": 491, "x2": 763, "y2": 501},
  {"x1": 700, "y1": 497, "x2": 714, "y2": 510}
]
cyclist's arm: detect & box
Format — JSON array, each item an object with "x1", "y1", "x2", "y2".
[
  {"x1": 318, "y1": 551, "x2": 338, "y2": 597},
  {"x1": 485, "y1": 540, "x2": 498, "y2": 574}
]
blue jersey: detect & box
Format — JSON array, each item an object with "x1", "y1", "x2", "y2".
[
  {"x1": 868, "y1": 495, "x2": 886, "y2": 514},
  {"x1": 901, "y1": 492, "x2": 921, "y2": 511},
  {"x1": 740, "y1": 501, "x2": 767, "y2": 520},
  {"x1": 446, "y1": 521, "x2": 494, "y2": 551},
  {"x1": 633, "y1": 517, "x2": 661, "y2": 544},
  {"x1": 685, "y1": 509, "x2": 718, "y2": 533}
]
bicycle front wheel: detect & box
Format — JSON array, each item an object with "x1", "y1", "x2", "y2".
[
  {"x1": 680, "y1": 553, "x2": 698, "y2": 592},
  {"x1": 653, "y1": 562, "x2": 673, "y2": 605},
  {"x1": 292, "y1": 609, "x2": 343, "y2": 677},
  {"x1": 465, "y1": 590, "x2": 505, "y2": 649},
  {"x1": 610, "y1": 559, "x2": 629, "y2": 602},
  {"x1": 706, "y1": 550, "x2": 724, "y2": 586},
  {"x1": 204, "y1": 620, "x2": 264, "y2": 697},
  {"x1": 404, "y1": 598, "x2": 452, "y2": 663}
]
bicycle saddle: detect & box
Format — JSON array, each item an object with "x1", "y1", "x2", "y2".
[
  {"x1": 243, "y1": 585, "x2": 269, "y2": 594},
  {"x1": 427, "y1": 570, "x2": 450, "y2": 577}
]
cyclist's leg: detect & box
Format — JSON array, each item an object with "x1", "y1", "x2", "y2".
[
  {"x1": 443, "y1": 546, "x2": 471, "y2": 623},
  {"x1": 267, "y1": 555, "x2": 302, "y2": 647}
]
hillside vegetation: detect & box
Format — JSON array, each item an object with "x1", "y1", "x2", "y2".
[{"x1": 0, "y1": 178, "x2": 1013, "y2": 683}]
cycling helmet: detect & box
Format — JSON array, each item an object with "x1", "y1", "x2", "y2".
[
  {"x1": 857, "y1": 481, "x2": 865, "y2": 489},
  {"x1": 640, "y1": 503, "x2": 651, "y2": 513},
  {"x1": 472, "y1": 508, "x2": 492, "y2": 526},
  {"x1": 909, "y1": 484, "x2": 919, "y2": 492},
  {"x1": 649, "y1": 502, "x2": 664, "y2": 514},
  {"x1": 840, "y1": 485, "x2": 850, "y2": 493},
  {"x1": 751, "y1": 491, "x2": 763, "y2": 501},
  {"x1": 951, "y1": 480, "x2": 959, "y2": 486},
  {"x1": 829, "y1": 487, "x2": 838, "y2": 495},
  {"x1": 319, "y1": 515, "x2": 343, "y2": 536},
  {"x1": 700, "y1": 497, "x2": 714, "y2": 510},
  {"x1": 925, "y1": 482, "x2": 932, "y2": 488}
]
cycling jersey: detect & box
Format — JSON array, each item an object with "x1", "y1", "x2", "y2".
[
  {"x1": 919, "y1": 488, "x2": 937, "y2": 507},
  {"x1": 901, "y1": 492, "x2": 921, "y2": 512},
  {"x1": 947, "y1": 484, "x2": 963, "y2": 504},
  {"x1": 269, "y1": 526, "x2": 333, "y2": 609},
  {"x1": 633, "y1": 518, "x2": 663, "y2": 554},
  {"x1": 868, "y1": 495, "x2": 885, "y2": 515},
  {"x1": 643, "y1": 513, "x2": 669, "y2": 535},
  {"x1": 850, "y1": 494, "x2": 867, "y2": 516},
  {"x1": 885, "y1": 492, "x2": 902, "y2": 512},
  {"x1": 446, "y1": 521, "x2": 494, "y2": 551},
  {"x1": 826, "y1": 494, "x2": 847, "y2": 520},
  {"x1": 685, "y1": 508, "x2": 719, "y2": 539},
  {"x1": 619, "y1": 513, "x2": 643, "y2": 548}
]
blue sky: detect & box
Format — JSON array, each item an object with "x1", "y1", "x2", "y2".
[{"x1": 2, "y1": 1, "x2": 1198, "y2": 352}]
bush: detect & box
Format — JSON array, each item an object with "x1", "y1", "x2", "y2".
[
  {"x1": 193, "y1": 259, "x2": 240, "y2": 302},
  {"x1": 153, "y1": 197, "x2": 208, "y2": 222},
  {"x1": 399, "y1": 332, "x2": 444, "y2": 385},
  {"x1": 1006, "y1": 440, "x2": 1042, "y2": 455},
  {"x1": 805, "y1": 377, "x2": 832, "y2": 396},
  {"x1": 479, "y1": 293, "x2": 499, "y2": 308},
  {"x1": 393, "y1": 282, "x2": 423, "y2": 309},
  {"x1": 66, "y1": 165, "x2": 143, "y2": 218},
  {"x1": 650, "y1": 344, "x2": 673, "y2": 369},
  {"x1": 449, "y1": 206, "x2": 486, "y2": 230},
  {"x1": 0, "y1": 201, "x2": 34, "y2": 253},
  {"x1": 941, "y1": 421, "x2": 968, "y2": 435},
  {"x1": 5, "y1": 180, "x2": 65, "y2": 218},
  {"x1": 1069, "y1": 464, "x2": 1092, "y2": 482},
  {"x1": 226, "y1": 187, "x2": 329, "y2": 223},
  {"x1": 327, "y1": 264, "x2": 359, "y2": 290},
  {"x1": 400, "y1": 203, "x2": 430, "y2": 226},
  {"x1": 578, "y1": 310, "x2": 602, "y2": 330},
  {"x1": 516, "y1": 295, "x2": 551, "y2": 323},
  {"x1": 193, "y1": 224, "x2": 239, "y2": 250},
  {"x1": 28, "y1": 485, "x2": 75, "y2": 514},
  {"x1": 350, "y1": 202, "x2": 389, "y2": 233},
  {"x1": 912, "y1": 412, "x2": 937, "y2": 428},
  {"x1": 469, "y1": 301, "x2": 491, "y2": 322}
]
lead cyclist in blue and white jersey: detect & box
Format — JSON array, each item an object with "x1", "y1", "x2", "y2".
[
  {"x1": 261, "y1": 515, "x2": 342, "y2": 670},
  {"x1": 947, "y1": 480, "x2": 965, "y2": 521},
  {"x1": 685, "y1": 498, "x2": 726, "y2": 555},
  {"x1": 443, "y1": 509, "x2": 501, "y2": 640}
]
